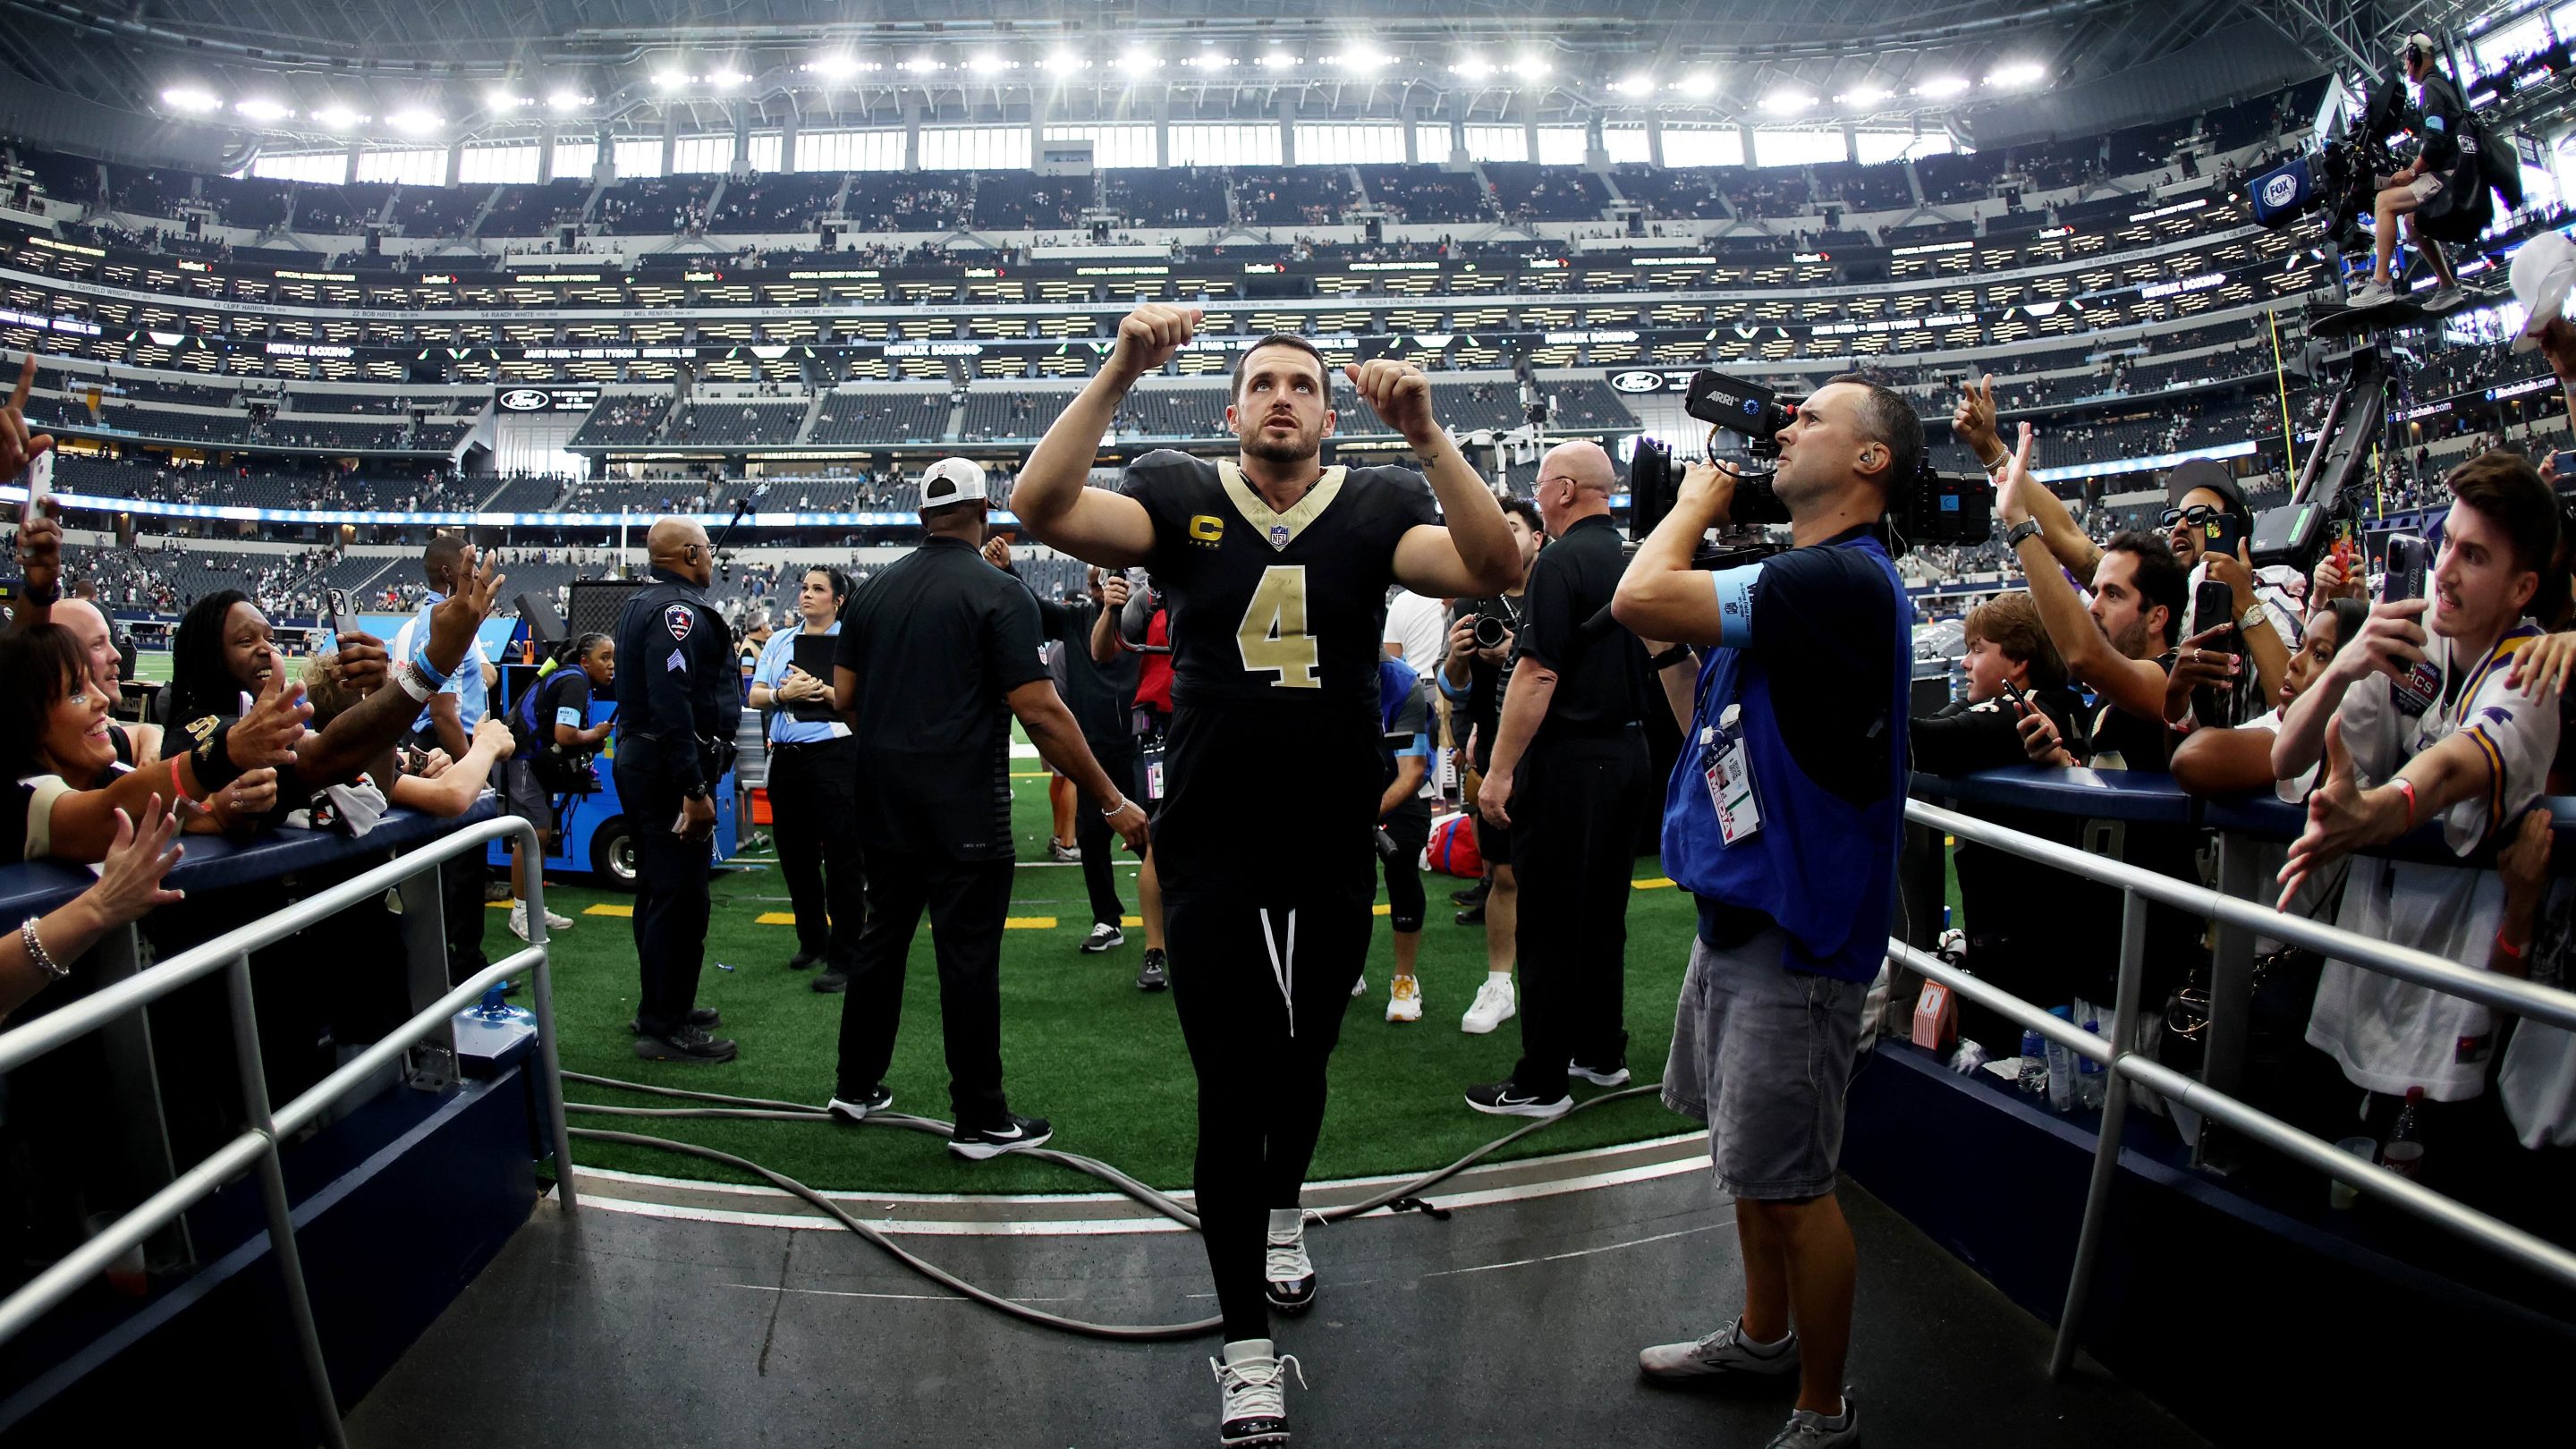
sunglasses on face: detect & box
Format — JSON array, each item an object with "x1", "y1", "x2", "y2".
[{"x1": 2159, "y1": 504, "x2": 2222, "y2": 529}]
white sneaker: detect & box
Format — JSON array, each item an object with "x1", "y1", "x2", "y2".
[
  {"x1": 1385, "y1": 975, "x2": 1423, "y2": 1022},
  {"x1": 1262, "y1": 1208, "x2": 1317, "y2": 1313},
  {"x1": 508, "y1": 901, "x2": 530, "y2": 942},
  {"x1": 1461, "y1": 976, "x2": 1516, "y2": 1035},
  {"x1": 1638, "y1": 1316, "x2": 1802, "y2": 1386},
  {"x1": 541, "y1": 904, "x2": 572, "y2": 929},
  {"x1": 1048, "y1": 839, "x2": 1080, "y2": 863},
  {"x1": 2422, "y1": 284, "x2": 2465, "y2": 312},
  {"x1": 2343, "y1": 278, "x2": 2400, "y2": 309},
  {"x1": 1351, "y1": 974, "x2": 1368, "y2": 998},
  {"x1": 1210, "y1": 1337, "x2": 1306, "y2": 1447},
  {"x1": 1766, "y1": 1394, "x2": 1860, "y2": 1447}
]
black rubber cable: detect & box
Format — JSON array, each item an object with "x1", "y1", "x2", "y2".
[{"x1": 560, "y1": 1072, "x2": 1669, "y2": 1340}]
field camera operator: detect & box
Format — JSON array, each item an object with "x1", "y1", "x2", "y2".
[
  {"x1": 2347, "y1": 33, "x2": 2476, "y2": 312},
  {"x1": 1610, "y1": 375, "x2": 1922, "y2": 1449}
]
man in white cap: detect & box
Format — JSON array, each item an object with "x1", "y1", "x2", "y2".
[
  {"x1": 2346, "y1": 33, "x2": 2472, "y2": 312},
  {"x1": 824, "y1": 454, "x2": 1148, "y2": 1157}
]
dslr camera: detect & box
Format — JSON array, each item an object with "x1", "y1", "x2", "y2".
[{"x1": 1626, "y1": 370, "x2": 1990, "y2": 557}]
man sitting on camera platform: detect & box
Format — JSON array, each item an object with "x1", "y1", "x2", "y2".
[
  {"x1": 2346, "y1": 33, "x2": 2475, "y2": 313},
  {"x1": 1609, "y1": 375, "x2": 1924, "y2": 1449}
]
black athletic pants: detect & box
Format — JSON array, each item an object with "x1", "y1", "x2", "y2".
[
  {"x1": 1508, "y1": 728, "x2": 1653, "y2": 1097},
  {"x1": 833, "y1": 846, "x2": 1016, "y2": 1124},
  {"x1": 1379, "y1": 801, "x2": 1432, "y2": 936},
  {"x1": 1071, "y1": 733, "x2": 1135, "y2": 928},
  {"x1": 1165, "y1": 892, "x2": 1372, "y2": 1342},
  {"x1": 767, "y1": 736, "x2": 866, "y2": 970},
  {"x1": 616, "y1": 752, "x2": 714, "y2": 1040}
]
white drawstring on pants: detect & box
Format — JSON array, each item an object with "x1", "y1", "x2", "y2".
[{"x1": 1258, "y1": 907, "x2": 1298, "y2": 1038}]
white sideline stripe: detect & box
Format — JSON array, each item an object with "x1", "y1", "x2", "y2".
[
  {"x1": 581, "y1": 1196, "x2": 1194, "y2": 1235},
  {"x1": 573, "y1": 1131, "x2": 1707, "y2": 1204},
  {"x1": 573, "y1": 1152, "x2": 1710, "y2": 1237}
]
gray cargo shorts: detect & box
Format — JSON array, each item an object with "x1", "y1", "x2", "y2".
[{"x1": 1661, "y1": 924, "x2": 1868, "y2": 1200}]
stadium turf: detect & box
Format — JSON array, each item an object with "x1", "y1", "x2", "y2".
[{"x1": 502, "y1": 763, "x2": 1722, "y2": 1197}]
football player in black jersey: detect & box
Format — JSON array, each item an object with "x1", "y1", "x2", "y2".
[{"x1": 1013, "y1": 305, "x2": 1521, "y2": 1446}]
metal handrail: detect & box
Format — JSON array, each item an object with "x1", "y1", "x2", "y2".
[
  {"x1": 0, "y1": 815, "x2": 578, "y2": 1449},
  {"x1": 1894, "y1": 795, "x2": 2576, "y2": 1378},
  {"x1": 1911, "y1": 797, "x2": 2576, "y2": 1032}
]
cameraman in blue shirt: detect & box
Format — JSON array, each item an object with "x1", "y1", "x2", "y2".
[{"x1": 1609, "y1": 376, "x2": 1918, "y2": 1449}]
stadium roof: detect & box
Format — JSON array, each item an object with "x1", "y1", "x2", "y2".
[{"x1": 0, "y1": 0, "x2": 2533, "y2": 143}]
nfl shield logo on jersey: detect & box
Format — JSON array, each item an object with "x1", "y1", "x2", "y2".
[
  {"x1": 1268, "y1": 523, "x2": 1291, "y2": 549},
  {"x1": 665, "y1": 604, "x2": 694, "y2": 642}
]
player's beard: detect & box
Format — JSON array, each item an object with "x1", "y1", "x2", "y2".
[{"x1": 1240, "y1": 420, "x2": 1321, "y2": 464}]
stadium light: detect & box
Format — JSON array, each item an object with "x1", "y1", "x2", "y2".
[
  {"x1": 709, "y1": 68, "x2": 750, "y2": 89},
  {"x1": 651, "y1": 70, "x2": 688, "y2": 89},
  {"x1": 1917, "y1": 75, "x2": 1971, "y2": 97},
  {"x1": 807, "y1": 55, "x2": 862, "y2": 80},
  {"x1": 1120, "y1": 47, "x2": 1162, "y2": 76},
  {"x1": 1837, "y1": 85, "x2": 1893, "y2": 106},
  {"x1": 1762, "y1": 91, "x2": 1815, "y2": 114},
  {"x1": 1988, "y1": 62, "x2": 2045, "y2": 89},
  {"x1": 1185, "y1": 51, "x2": 1234, "y2": 71},
  {"x1": 1509, "y1": 54, "x2": 1550, "y2": 80},
  {"x1": 235, "y1": 97, "x2": 293, "y2": 122},
  {"x1": 1258, "y1": 50, "x2": 1299, "y2": 70},
  {"x1": 547, "y1": 89, "x2": 589, "y2": 112},
  {"x1": 387, "y1": 108, "x2": 443, "y2": 135},
  {"x1": 1453, "y1": 57, "x2": 1496, "y2": 80},
  {"x1": 1040, "y1": 50, "x2": 1087, "y2": 74},
  {"x1": 160, "y1": 87, "x2": 220, "y2": 113},
  {"x1": 895, "y1": 56, "x2": 942, "y2": 73},
  {"x1": 485, "y1": 87, "x2": 522, "y2": 112},
  {"x1": 967, "y1": 52, "x2": 1008, "y2": 75},
  {"x1": 1610, "y1": 72, "x2": 1656, "y2": 96},
  {"x1": 1329, "y1": 47, "x2": 1393, "y2": 75},
  {"x1": 310, "y1": 105, "x2": 362, "y2": 130},
  {"x1": 1674, "y1": 73, "x2": 1718, "y2": 98}
]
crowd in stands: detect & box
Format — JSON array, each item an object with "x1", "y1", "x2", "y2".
[{"x1": 1357, "y1": 165, "x2": 1496, "y2": 225}]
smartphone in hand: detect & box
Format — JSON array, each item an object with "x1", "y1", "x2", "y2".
[
  {"x1": 2381, "y1": 534, "x2": 2429, "y2": 604},
  {"x1": 2190, "y1": 578, "x2": 2241, "y2": 725},
  {"x1": 21, "y1": 447, "x2": 49, "y2": 523}
]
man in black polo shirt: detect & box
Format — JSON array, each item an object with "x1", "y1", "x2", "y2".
[
  {"x1": 1468, "y1": 441, "x2": 1658, "y2": 1117},
  {"x1": 827, "y1": 457, "x2": 1149, "y2": 1159}
]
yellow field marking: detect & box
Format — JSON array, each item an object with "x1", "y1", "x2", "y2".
[
  {"x1": 1004, "y1": 916, "x2": 1058, "y2": 929},
  {"x1": 756, "y1": 911, "x2": 799, "y2": 926},
  {"x1": 1372, "y1": 903, "x2": 1391, "y2": 916},
  {"x1": 1010, "y1": 771, "x2": 1053, "y2": 778},
  {"x1": 584, "y1": 902, "x2": 635, "y2": 918},
  {"x1": 1121, "y1": 915, "x2": 1144, "y2": 927},
  {"x1": 1631, "y1": 877, "x2": 1676, "y2": 890}
]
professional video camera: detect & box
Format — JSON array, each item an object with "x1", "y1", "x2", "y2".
[
  {"x1": 2246, "y1": 76, "x2": 2407, "y2": 244},
  {"x1": 1626, "y1": 370, "x2": 1991, "y2": 559}
]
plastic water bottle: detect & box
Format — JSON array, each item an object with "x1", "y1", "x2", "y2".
[
  {"x1": 2017, "y1": 1030, "x2": 2048, "y2": 1097},
  {"x1": 2382, "y1": 1086, "x2": 2428, "y2": 1179},
  {"x1": 2076, "y1": 1019, "x2": 2107, "y2": 1111},
  {"x1": 2045, "y1": 1006, "x2": 2076, "y2": 1113}
]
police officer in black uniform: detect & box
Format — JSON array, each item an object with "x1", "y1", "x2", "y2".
[{"x1": 614, "y1": 517, "x2": 742, "y2": 1063}]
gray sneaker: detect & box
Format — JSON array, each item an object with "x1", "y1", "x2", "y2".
[
  {"x1": 1766, "y1": 1394, "x2": 1860, "y2": 1447},
  {"x1": 1637, "y1": 1317, "x2": 1801, "y2": 1387},
  {"x1": 2423, "y1": 284, "x2": 2465, "y2": 312}
]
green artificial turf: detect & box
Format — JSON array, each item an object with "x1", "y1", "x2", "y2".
[{"x1": 510, "y1": 762, "x2": 1720, "y2": 1197}]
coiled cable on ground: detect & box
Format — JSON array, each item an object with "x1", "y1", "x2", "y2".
[{"x1": 559, "y1": 1070, "x2": 1666, "y2": 1340}]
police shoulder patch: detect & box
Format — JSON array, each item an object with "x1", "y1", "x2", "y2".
[{"x1": 664, "y1": 604, "x2": 694, "y2": 642}]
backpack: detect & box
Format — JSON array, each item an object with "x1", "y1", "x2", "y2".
[{"x1": 1425, "y1": 811, "x2": 1484, "y2": 878}]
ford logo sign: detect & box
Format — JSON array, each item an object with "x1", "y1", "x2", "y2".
[
  {"x1": 499, "y1": 388, "x2": 551, "y2": 411},
  {"x1": 1608, "y1": 370, "x2": 1664, "y2": 394},
  {"x1": 2260, "y1": 173, "x2": 2300, "y2": 210}
]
